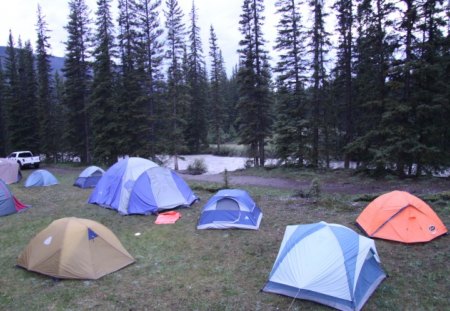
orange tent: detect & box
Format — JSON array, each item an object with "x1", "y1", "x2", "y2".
[{"x1": 356, "y1": 191, "x2": 447, "y2": 243}]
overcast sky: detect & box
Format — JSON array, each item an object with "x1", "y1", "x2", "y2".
[{"x1": 0, "y1": 0, "x2": 289, "y2": 75}]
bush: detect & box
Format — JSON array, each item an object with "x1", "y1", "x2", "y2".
[{"x1": 187, "y1": 159, "x2": 207, "y2": 175}]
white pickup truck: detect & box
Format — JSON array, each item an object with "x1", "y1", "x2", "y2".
[{"x1": 7, "y1": 151, "x2": 40, "y2": 169}]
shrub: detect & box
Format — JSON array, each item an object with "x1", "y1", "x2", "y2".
[{"x1": 187, "y1": 159, "x2": 207, "y2": 175}]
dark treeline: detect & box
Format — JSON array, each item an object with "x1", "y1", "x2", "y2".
[{"x1": 0, "y1": 0, "x2": 449, "y2": 176}]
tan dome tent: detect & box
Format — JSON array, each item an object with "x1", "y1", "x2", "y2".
[{"x1": 17, "y1": 217, "x2": 135, "y2": 279}]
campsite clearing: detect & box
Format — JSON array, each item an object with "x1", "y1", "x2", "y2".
[{"x1": 0, "y1": 165, "x2": 448, "y2": 310}]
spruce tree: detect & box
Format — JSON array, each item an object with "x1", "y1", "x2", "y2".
[
  {"x1": 4, "y1": 32, "x2": 20, "y2": 152},
  {"x1": 332, "y1": 0, "x2": 354, "y2": 168},
  {"x1": 164, "y1": 0, "x2": 187, "y2": 169},
  {"x1": 63, "y1": 0, "x2": 92, "y2": 163},
  {"x1": 91, "y1": 0, "x2": 119, "y2": 164},
  {"x1": 307, "y1": 0, "x2": 330, "y2": 167},
  {"x1": 273, "y1": 0, "x2": 308, "y2": 166},
  {"x1": 185, "y1": 2, "x2": 208, "y2": 153},
  {"x1": 0, "y1": 61, "x2": 5, "y2": 155},
  {"x1": 36, "y1": 4, "x2": 55, "y2": 159},
  {"x1": 237, "y1": 0, "x2": 272, "y2": 167},
  {"x1": 135, "y1": 0, "x2": 164, "y2": 157},
  {"x1": 208, "y1": 25, "x2": 227, "y2": 153}
]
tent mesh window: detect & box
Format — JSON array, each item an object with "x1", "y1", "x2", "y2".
[{"x1": 216, "y1": 198, "x2": 239, "y2": 211}]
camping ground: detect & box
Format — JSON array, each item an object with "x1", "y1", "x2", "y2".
[{"x1": 0, "y1": 166, "x2": 449, "y2": 310}]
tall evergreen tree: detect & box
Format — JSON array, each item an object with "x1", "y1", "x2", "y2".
[
  {"x1": 135, "y1": 0, "x2": 164, "y2": 157},
  {"x1": 307, "y1": 0, "x2": 330, "y2": 167},
  {"x1": 63, "y1": 0, "x2": 92, "y2": 163},
  {"x1": 4, "y1": 32, "x2": 20, "y2": 152},
  {"x1": 0, "y1": 61, "x2": 5, "y2": 155},
  {"x1": 273, "y1": 0, "x2": 308, "y2": 166},
  {"x1": 237, "y1": 0, "x2": 272, "y2": 167},
  {"x1": 208, "y1": 25, "x2": 227, "y2": 153},
  {"x1": 91, "y1": 0, "x2": 119, "y2": 164},
  {"x1": 185, "y1": 1, "x2": 208, "y2": 153},
  {"x1": 164, "y1": 0, "x2": 187, "y2": 169},
  {"x1": 17, "y1": 40, "x2": 39, "y2": 151},
  {"x1": 36, "y1": 4, "x2": 55, "y2": 159},
  {"x1": 333, "y1": 0, "x2": 354, "y2": 168}
]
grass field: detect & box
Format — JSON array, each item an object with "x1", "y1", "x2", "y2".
[{"x1": 0, "y1": 166, "x2": 449, "y2": 310}]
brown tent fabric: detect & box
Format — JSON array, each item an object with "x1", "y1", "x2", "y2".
[
  {"x1": 17, "y1": 217, "x2": 135, "y2": 279},
  {"x1": 0, "y1": 158, "x2": 20, "y2": 184}
]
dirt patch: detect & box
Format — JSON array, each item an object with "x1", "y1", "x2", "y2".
[{"x1": 181, "y1": 172, "x2": 450, "y2": 195}]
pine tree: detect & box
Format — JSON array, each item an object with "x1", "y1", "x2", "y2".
[
  {"x1": 0, "y1": 61, "x2": 5, "y2": 155},
  {"x1": 208, "y1": 25, "x2": 227, "y2": 153},
  {"x1": 135, "y1": 0, "x2": 164, "y2": 157},
  {"x1": 164, "y1": 0, "x2": 187, "y2": 169},
  {"x1": 333, "y1": 0, "x2": 354, "y2": 168},
  {"x1": 17, "y1": 40, "x2": 39, "y2": 151},
  {"x1": 4, "y1": 32, "x2": 21, "y2": 152},
  {"x1": 273, "y1": 0, "x2": 308, "y2": 166},
  {"x1": 185, "y1": 2, "x2": 208, "y2": 153},
  {"x1": 36, "y1": 4, "x2": 55, "y2": 159},
  {"x1": 91, "y1": 0, "x2": 119, "y2": 164},
  {"x1": 237, "y1": 0, "x2": 272, "y2": 167},
  {"x1": 307, "y1": 0, "x2": 331, "y2": 167},
  {"x1": 63, "y1": 0, "x2": 92, "y2": 163}
]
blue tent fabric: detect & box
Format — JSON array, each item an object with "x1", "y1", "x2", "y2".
[
  {"x1": 24, "y1": 170, "x2": 58, "y2": 187},
  {"x1": 263, "y1": 222, "x2": 386, "y2": 311},
  {"x1": 128, "y1": 167, "x2": 198, "y2": 215},
  {"x1": 0, "y1": 179, "x2": 30, "y2": 216},
  {"x1": 88, "y1": 157, "x2": 158, "y2": 214},
  {"x1": 197, "y1": 189, "x2": 263, "y2": 230},
  {"x1": 74, "y1": 166, "x2": 105, "y2": 188}
]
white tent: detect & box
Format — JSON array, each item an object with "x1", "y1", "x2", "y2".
[{"x1": 263, "y1": 222, "x2": 386, "y2": 311}]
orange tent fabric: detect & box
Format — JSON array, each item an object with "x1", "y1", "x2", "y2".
[
  {"x1": 154, "y1": 211, "x2": 182, "y2": 224},
  {"x1": 356, "y1": 190, "x2": 447, "y2": 243}
]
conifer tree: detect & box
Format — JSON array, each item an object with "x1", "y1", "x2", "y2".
[
  {"x1": 333, "y1": 0, "x2": 354, "y2": 168},
  {"x1": 135, "y1": 0, "x2": 164, "y2": 157},
  {"x1": 91, "y1": 0, "x2": 119, "y2": 164},
  {"x1": 208, "y1": 25, "x2": 227, "y2": 153},
  {"x1": 164, "y1": 0, "x2": 187, "y2": 169},
  {"x1": 17, "y1": 40, "x2": 39, "y2": 151},
  {"x1": 0, "y1": 61, "x2": 5, "y2": 155},
  {"x1": 4, "y1": 32, "x2": 20, "y2": 152},
  {"x1": 237, "y1": 0, "x2": 272, "y2": 167},
  {"x1": 185, "y1": 2, "x2": 208, "y2": 153},
  {"x1": 273, "y1": 0, "x2": 307, "y2": 165},
  {"x1": 307, "y1": 0, "x2": 330, "y2": 167},
  {"x1": 36, "y1": 4, "x2": 55, "y2": 158},
  {"x1": 63, "y1": 0, "x2": 92, "y2": 163}
]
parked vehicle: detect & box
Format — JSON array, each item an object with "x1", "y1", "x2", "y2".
[{"x1": 7, "y1": 151, "x2": 40, "y2": 169}]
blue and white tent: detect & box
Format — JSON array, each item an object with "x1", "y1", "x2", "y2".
[
  {"x1": 24, "y1": 170, "x2": 58, "y2": 187},
  {"x1": 263, "y1": 222, "x2": 387, "y2": 311},
  {"x1": 88, "y1": 157, "x2": 158, "y2": 214},
  {"x1": 197, "y1": 189, "x2": 262, "y2": 230},
  {"x1": 128, "y1": 166, "x2": 198, "y2": 215},
  {"x1": 74, "y1": 166, "x2": 105, "y2": 188}
]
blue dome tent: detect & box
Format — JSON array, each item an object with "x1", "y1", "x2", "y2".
[
  {"x1": 197, "y1": 189, "x2": 262, "y2": 230},
  {"x1": 128, "y1": 166, "x2": 198, "y2": 215},
  {"x1": 24, "y1": 170, "x2": 58, "y2": 187},
  {"x1": 263, "y1": 222, "x2": 387, "y2": 311},
  {"x1": 74, "y1": 166, "x2": 105, "y2": 188},
  {"x1": 88, "y1": 157, "x2": 158, "y2": 214}
]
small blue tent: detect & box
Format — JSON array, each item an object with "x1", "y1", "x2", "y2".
[
  {"x1": 24, "y1": 170, "x2": 58, "y2": 188},
  {"x1": 88, "y1": 157, "x2": 158, "y2": 214},
  {"x1": 263, "y1": 222, "x2": 387, "y2": 311},
  {"x1": 74, "y1": 166, "x2": 105, "y2": 188},
  {"x1": 128, "y1": 166, "x2": 198, "y2": 215},
  {"x1": 197, "y1": 189, "x2": 262, "y2": 230}
]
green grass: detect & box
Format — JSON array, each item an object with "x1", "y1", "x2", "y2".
[{"x1": 0, "y1": 166, "x2": 449, "y2": 310}]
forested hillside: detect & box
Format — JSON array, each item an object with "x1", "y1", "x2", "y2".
[{"x1": 0, "y1": 0, "x2": 448, "y2": 177}]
